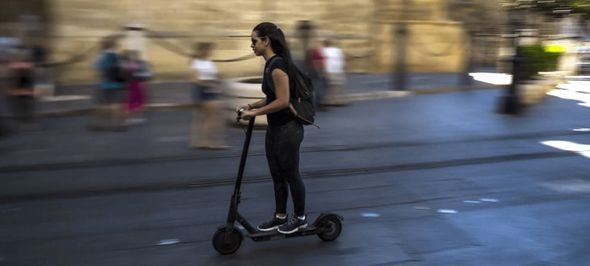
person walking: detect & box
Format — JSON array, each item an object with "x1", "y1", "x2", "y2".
[
  {"x1": 308, "y1": 39, "x2": 327, "y2": 110},
  {"x1": 238, "y1": 22, "x2": 308, "y2": 234},
  {"x1": 190, "y1": 42, "x2": 228, "y2": 149},
  {"x1": 322, "y1": 38, "x2": 348, "y2": 106},
  {"x1": 90, "y1": 37, "x2": 126, "y2": 131},
  {"x1": 121, "y1": 50, "x2": 150, "y2": 125},
  {"x1": 7, "y1": 48, "x2": 36, "y2": 128},
  {"x1": 0, "y1": 47, "x2": 9, "y2": 135}
]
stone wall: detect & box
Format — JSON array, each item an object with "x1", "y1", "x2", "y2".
[
  {"x1": 373, "y1": 21, "x2": 466, "y2": 73},
  {"x1": 46, "y1": 0, "x2": 469, "y2": 84}
]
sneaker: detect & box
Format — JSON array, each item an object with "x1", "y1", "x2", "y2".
[
  {"x1": 277, "y1": 216, "x2": 308, "y2": 234},
  {"x1": 257, "y1": 216, "x2": 287, "y2": 232}
]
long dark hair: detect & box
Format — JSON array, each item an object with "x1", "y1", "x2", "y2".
[{"x1": 253, "y1": 22, "x2": 297, "y2": 83}]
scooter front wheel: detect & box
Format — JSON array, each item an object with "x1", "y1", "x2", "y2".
[
  {"x1": 212, "y1": 226, "x2": 243, "y2": 255},
  {"x1": 316, "y1": 214, "x2": 343, "y2": 242}
]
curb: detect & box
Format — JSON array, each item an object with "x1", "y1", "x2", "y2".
[
  {"x1": 1, "y1": 85, "x2": 500, "y2": 118},
  {"x1": 413, "y1": 84, "x2": 500, "y2": 95}
]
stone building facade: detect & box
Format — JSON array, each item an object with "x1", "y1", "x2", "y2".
[{"x1": 5, "y1": 0, "x2": 498, "y2": 84}]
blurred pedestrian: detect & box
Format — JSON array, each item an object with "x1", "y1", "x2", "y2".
[
  {"x1": 89, "y1": 37, "x2": 126, "y2": 131},
  {"x1": 189, "y1": 42, "x2": 228, "y2": 149},
  {"x1": 121, "y1": 50, "x2": 150, "y2": 125},
  {"x1": 238, "y1": 22, "x2": 308, "y2": 234},
  {"x1": 322, "y1": 38, "x2": 348, "y2": 106},
  {"x1": 295, "y1": 20, "x2": 326, "y2": 111},
  {"x1": 7, "y1": 48, "x2": 37, "y2": 128},
  {"x1": 31, "y1": 40, "x2": 54, "y2": 99},
  {"x1": 308, "y1": 39, "x2": 327, "y2": 110},
  {"x1": 0, "y1": 46, "x2": 10, "y2": 135}
]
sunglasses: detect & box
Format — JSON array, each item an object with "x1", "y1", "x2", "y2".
[{"x1": 251, "y1": 37, "x2": 265, "y2": 45}]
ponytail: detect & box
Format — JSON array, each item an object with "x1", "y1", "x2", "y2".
[{"x1": 253, "y1": 22, "x2": 298, "y2": 82}]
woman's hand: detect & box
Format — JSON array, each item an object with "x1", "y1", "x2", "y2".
[
  {"x1": 240, "y1": 109, "x2": 257, "y2": 120},
  {"x1": 236, "y1": 104, "x2": 252, "y2": 113}
]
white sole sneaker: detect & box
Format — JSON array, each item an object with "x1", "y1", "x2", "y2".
[
  {"x1": 256, "y1": 225, "x2": 280, "y2": 232},
  {"x1": 277, "y1": 223, "x2": 308, "y2": 234}
]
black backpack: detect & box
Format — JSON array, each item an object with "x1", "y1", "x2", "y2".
[
  {"x1": 267, "y1": 56, "x2": 317, "y2": 127},
  {"x1": 289, "y1": 66, "x2": 317, "y2": 127}
]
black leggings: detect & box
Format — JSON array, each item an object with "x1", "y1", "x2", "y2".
[{"x1": 265, "y1": 120, "x2": 306, "y2": 217}]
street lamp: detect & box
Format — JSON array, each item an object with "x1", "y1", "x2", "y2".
[{"x1": 500, "y1": 6, "x2": 525, "y2": 114}]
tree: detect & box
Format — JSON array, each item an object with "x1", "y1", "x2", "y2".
[{"x1": 501, "y1": 0, "x2": 590, "y2": 36}]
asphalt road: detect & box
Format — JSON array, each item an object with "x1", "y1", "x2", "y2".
[{"x1": 1, "y1": 88, "x2": 590, "y2": 265}]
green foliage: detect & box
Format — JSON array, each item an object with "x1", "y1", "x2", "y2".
[
  {"x1": 502, "y1": 0, "x2": 590, "y2": 19},
  {"x1": 571, "y1": 0, "x2": 590, "y2": 18},
  {"x1": 519, "y1": 44, "x2": 563, "y2": 80}
]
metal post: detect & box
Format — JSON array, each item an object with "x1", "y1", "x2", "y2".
[
  {"x1": 499, "y1": 8, "x2": 523, "y2": 114},
  {"x1": 394, "y1": 23, "x2": 408, "y2": 90},
  {"x1": 393, "y1": 0, "x2": 410, "y2": 91}
]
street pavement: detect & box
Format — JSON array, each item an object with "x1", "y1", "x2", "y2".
[
  {"x1": 21, "y1": 72, "x2": 492, "y2": 117},
  {"x1": 1, "y1": 75, "x2": 590, "y2": 265}
]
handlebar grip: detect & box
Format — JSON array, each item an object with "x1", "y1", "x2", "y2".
[{"x1": 236, "y1": 108, "x2": 245, "y2": 122}]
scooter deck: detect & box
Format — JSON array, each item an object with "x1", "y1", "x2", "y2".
[{"x1": 248, "y1": 226, "x2": 319, "y2": 241}]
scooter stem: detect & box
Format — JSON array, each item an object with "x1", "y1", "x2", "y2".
[{"x1": 227, "y1": 116, "x2": 256, "y2": 224}]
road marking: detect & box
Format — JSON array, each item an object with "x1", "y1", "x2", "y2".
[
  {"x1": 480, "y1": 198, "x2": 499, "y2": 203},
  {"x1": 463, "y1": 200, "x2": 481, "y2": 204},
  {"x1": 156, "y1": 239, "x2": 180, "y2": 246},
  {"x1": 414, "y1": 206, "x2": 431, "y2": 210},
  {"x1": 437, "y1": 209, "x2": 458, "y2": 214},
  {"x1": 40, "y1": 95, "x2": 91, "y2": 102},
  {"x1": 573, "y1": 128, "x2": 590, "y2": 132},
  {"x1": 361, "y1": 212, "x2": 381, "y2": 218}
]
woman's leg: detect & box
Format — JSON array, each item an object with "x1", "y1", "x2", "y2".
[
  {"x1": 267, "y1": 121, "x2": 305, "y2": 216},
  {"x1": 278, "y1": 121, "x2": 305, "y2": 217},
  {"x1": 266, "y1": 126, "x2": 289, "y2": 215},
  {"x1": 210, "y1": 100, "x2": 227, "y2": 147},
  {"x1": 201, "y1": 101, "x2": 217, "y2": 146}
]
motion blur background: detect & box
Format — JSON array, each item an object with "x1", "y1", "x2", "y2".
[{"x1": 2, "y1": 1, "x2": 590, "y2": 265}]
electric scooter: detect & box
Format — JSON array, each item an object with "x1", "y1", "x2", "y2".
[{"x1": 212, "y1": 111, "x2": 343, "y2": 255}]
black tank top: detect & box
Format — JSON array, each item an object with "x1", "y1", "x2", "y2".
[{"x1": 262, "y1": 56, "x2": 295, "y2": 126}]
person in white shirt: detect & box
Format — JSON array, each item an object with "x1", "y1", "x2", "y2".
[
  {"x1": 190, "y1": 42, "x2": 228, "y2": 149},
  {"x1": 322, "y1": 38, "x2": 348, "y2": 105}
]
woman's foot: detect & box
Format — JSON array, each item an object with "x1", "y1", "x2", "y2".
[
  {"x1": 257, "y1": 215, "x2": 288, "y2": 232},
  {"x1": 277, "y1": 215, "x2": 308, "y2": 234}
]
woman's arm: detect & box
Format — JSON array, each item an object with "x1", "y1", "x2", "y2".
[
  {"x1": 242, "y1": 68, "x2": 289, "y2": 118},
  {"x1": 246, "y1": 99, "x2": 267, "y2": 109}
]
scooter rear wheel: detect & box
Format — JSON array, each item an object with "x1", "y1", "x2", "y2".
[
  {"x1": 212, "y1": 226, "x2": 243, "y2": 255},
  {"x1": 316, "y1": 215, "x2": 343, "y2": 241}
]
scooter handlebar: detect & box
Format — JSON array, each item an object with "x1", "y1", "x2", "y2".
[{"x1": 236, "y1": 108, "x2": 245, "y2": 122}]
